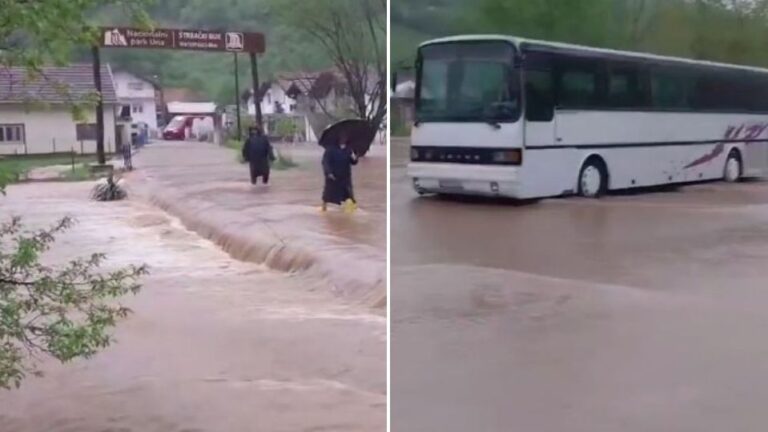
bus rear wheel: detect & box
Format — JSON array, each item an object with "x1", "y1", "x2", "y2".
[
  {"x1": 724, "y1": 150, "x2": 742, "y2": 183},
  {"x1": 578, "y1": 159, "x2": 607, "y2": 198}
]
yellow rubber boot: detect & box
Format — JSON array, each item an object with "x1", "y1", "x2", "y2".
[{"x1": 343, "y1": 199, "x2": 357, "y2": 213}]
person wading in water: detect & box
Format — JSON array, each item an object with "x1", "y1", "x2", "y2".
[
  {"x1": 242, "y1": 125, "x2": 275, "y2": 185},
  {"x1": 321, "y1": 133, "x2": 358, "y2": 212}
]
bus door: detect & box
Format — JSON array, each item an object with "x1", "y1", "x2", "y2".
[{"x1": 522, "y1": 56, "x2": 556, "y2": 147}]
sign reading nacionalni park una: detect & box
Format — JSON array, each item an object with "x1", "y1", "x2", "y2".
[{"x1": 99, "y1": 26, "x2": 265, "y2": 53}]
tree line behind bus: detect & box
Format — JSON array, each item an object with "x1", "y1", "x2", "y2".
[{"x1": 393, "y1": 0, "x2": 768, "y2": 73}]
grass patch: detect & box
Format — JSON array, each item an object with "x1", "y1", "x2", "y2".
[
  {"x1": 391, "y1": 122, "x2": 412, "y2": 137},
  {"x1": 272, "y1": 150, "x2": 299, "y2": 171},
  {"x1": 0, "y1": 154, "x2": 96, "y2": 184},
  {"x1": 226, "y1": 139, "x2": 242, "y2": 151},
  {"x1": 227, "y1": 140, "x2": 299, "y2": 170},
  {"x1": 62, "y1": 164, "x2": 92, "y2": 181},
  {"x1": 227, "y1": 140, "x2": 246, "y2": 164}
]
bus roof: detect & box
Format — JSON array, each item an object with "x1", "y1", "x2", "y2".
[{"x1": 419, "y1": 34, "x2": 768, "y2": 75}]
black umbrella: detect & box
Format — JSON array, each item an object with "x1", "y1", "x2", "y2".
[{"x1": 319, "y1": 119, "x2": 375, "y2": 156}]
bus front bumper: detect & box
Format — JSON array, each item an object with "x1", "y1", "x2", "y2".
[{"x1": 407, "y1": 162, "x2": 523, "y2": 198}]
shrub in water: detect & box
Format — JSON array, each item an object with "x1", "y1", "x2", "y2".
[{"x1": 91, "y1": 175, "x2": 127, "y2": 201}]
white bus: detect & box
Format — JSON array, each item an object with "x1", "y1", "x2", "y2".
[{"x1": 408, "y1": 35, "x2": 768, "y2": 199}]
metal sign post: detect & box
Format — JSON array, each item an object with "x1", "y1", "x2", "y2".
[
  {"x1": 91, "y1": 46, "x2": 106, "y2": 165},
  {"x1": 250, "y1": 52, "x2": 263, "y2": 128},
  {"x1": 234, "y1": 52, "x2": 242, "y2": 139},
  {"x1": 93, "y1": 26, "x2": 266, "y2": 163}
]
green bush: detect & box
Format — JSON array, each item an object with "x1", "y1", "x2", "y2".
[
  {"x1": 0, "y1": 216, "x2": 147, "y2": 389},
  {"x1": 272, "y1": 150, "x2": 299, "y2": 170}
]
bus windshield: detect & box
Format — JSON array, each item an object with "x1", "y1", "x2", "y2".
[{"x1": 416, "y1": 41, "x2": 520, "y2": 123}]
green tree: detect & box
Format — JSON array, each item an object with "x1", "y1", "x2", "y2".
[
  {"x1": 102, "y1": 0, "x2": 331, "y2": 103},
  {"x1": 0, "y1": 0, "x2": 148, "y2": 69},
  {"x1": 392, "y1": 0, "x2": 768, "y2": 69},
  {"x1": 271, "y1": 0, "x2": 387, "y2": 143},
  {"x1": 467, "y1": 0, "x2": 618, "y2": 47},
  {"x1": 0, "y1": 217, "x2": 148, "y2": 389},
  {"x1": 1, "y1": 0, "x2": 149, "y2": 389}
]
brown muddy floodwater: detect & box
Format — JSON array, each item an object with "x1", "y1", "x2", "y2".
[
  {"x1": 0, "y1": 182, "x2": 385, "y2": 432},
  {"x1": 130, "y1": 141, "x2": 387, "y2": 305},
  {"x1": 391, "y1": 138, "x2": 768, "y2": 432}
]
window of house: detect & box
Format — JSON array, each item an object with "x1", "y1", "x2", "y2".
[
  {"x1": 132, "y1": 104, "x2": 143, "y2": 114},
  {"x1": 76, "y1": 123, "x2": 97, "y2": 141},
  {"x1": 0, "y1": 124, "x2": 24, "y2": 144},
  {"x1": 0, "y1": 124, "x2": 25, "y2": 144}
]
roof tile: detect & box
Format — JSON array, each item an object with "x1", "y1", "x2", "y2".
[{"x1": 0, "y1": 63, "x2": 117, "y2": 105}]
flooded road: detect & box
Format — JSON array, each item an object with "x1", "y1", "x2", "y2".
[
  {"x1": 391, "y1": 138, "x2": 768, "y2": 431},
  {"x1": 129, "y1": 141, "x2": 386, "y2": 304},
  {"x1": 0, "y1": 182, "x2": 385, "y2": 432}
]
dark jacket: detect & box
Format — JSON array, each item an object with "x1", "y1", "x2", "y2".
[
  {"x1": 322, "y1": 146, "x2": 358, "y2": 204},
  {"x1": 242, "y1": 134, "x2": 275, "y2": 175}
]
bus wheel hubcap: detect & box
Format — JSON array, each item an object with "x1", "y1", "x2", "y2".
[
  {"x1": 726, "y1": 158, "x2": 740, "y2": 182},
  {"x1": 581, "y1": 166, "x2": 601, "y2": 196}
]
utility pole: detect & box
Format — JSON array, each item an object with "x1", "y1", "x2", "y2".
[
  {"x1": 249, "y1": 52, "x2": 263, "y2": 128},
  {"x1": 92, "y1": 46, "x2": 106, "y2": 165}
]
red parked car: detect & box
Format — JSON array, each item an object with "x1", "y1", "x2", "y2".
[
  {"x1": 163, "y1": 115, "x2": 200, "y2": 140},
  {"x1": 162, "y1": 116, "x2": 187, "y2": 140}
]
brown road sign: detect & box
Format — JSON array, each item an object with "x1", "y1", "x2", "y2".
[{"x1": 99, "y1": 27, "x2": 265, "y2": 53}]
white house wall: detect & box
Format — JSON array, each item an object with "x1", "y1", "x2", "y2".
[
  {"x1": 113, "y1": 72, "x2": 155, "y2": 99},
  {"x1": 119, "y1": 99, "x2": 158, "y2": 131},
  {"x1": 0, "y1": 105, "x2": 117, "y2": 155},
  {"x1": 113, "y1": 71, "x2": 158, "y2": 131},
  {"x1": 250, "y1": 84, "x2": 296, "y2": 115}
]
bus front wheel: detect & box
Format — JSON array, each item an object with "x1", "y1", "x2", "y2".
[
  {"x1": 724, "y1": 150, "x2": 742, "y2": 183},
  {"x1": 578, "y1": 158, "x2": 607, "y2": 198}
]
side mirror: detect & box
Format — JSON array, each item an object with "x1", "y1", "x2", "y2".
[{"x1": 391, "y1": 71, "x2": 398, "y2": 92}]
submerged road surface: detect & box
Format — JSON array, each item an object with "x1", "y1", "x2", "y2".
[
  {"x1": 391, "y1": 138, "x2": 768, "y2": 432},
  {"x1": 130, "y1": 140, "x2": 386, "y2": 304},
  {"x1": 0, "y1": 182, "x2": 385, "y2": 432}
]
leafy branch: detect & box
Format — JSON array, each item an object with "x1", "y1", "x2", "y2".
[{"x1": 0, "y1": 216, "x2": 148, "y2": 389}]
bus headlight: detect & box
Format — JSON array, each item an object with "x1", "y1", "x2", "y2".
[{"x1": 492, "y1": 149, "x2": 522, "y2": 165}]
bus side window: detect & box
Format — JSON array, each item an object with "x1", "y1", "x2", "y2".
[
  {"x1": 525, "y1": 69, "x2": 554, "y2": 122},
  {"x1": 607, "y1": 64, "x2": 647, "y2": 108},
  {"x1": 752, "y1": 76, "x2": 768, "y2": 112},
  {"x1": 651, "y1": 68, "x2": 692, "y2": 110},
  {"x1": 556, "y1": 57, "x2": 603, "y2": 109}
]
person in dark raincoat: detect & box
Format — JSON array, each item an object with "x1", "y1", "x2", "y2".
[
  {"x1": 122, "y1": 141, "x2": 133, "y2": 171},
  {"x1": 321, "y1": 134, "x2": 358, "y2": 212},
  {"x1": 242, "y1": 126, "x2": 275, "y2": 185}
]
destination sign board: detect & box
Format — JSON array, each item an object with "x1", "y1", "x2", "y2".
[{"x1": 99, "y1": 27, "x2": 265, "y2": 53}]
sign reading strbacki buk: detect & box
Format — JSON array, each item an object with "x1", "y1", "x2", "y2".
[{"x1": 99, "y1": 27, "x2": 265, "y2": 53}]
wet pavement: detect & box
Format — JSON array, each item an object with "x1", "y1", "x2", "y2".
[
  {"x1": 391, "y1": 138, "x2": 768, "y2": 431},
  {"x1": 128, "y1": 141, "x2": 386, "y2": 304},
  {"x1": 0, "y1": 181, "x2": 385, "y2": 431}
]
